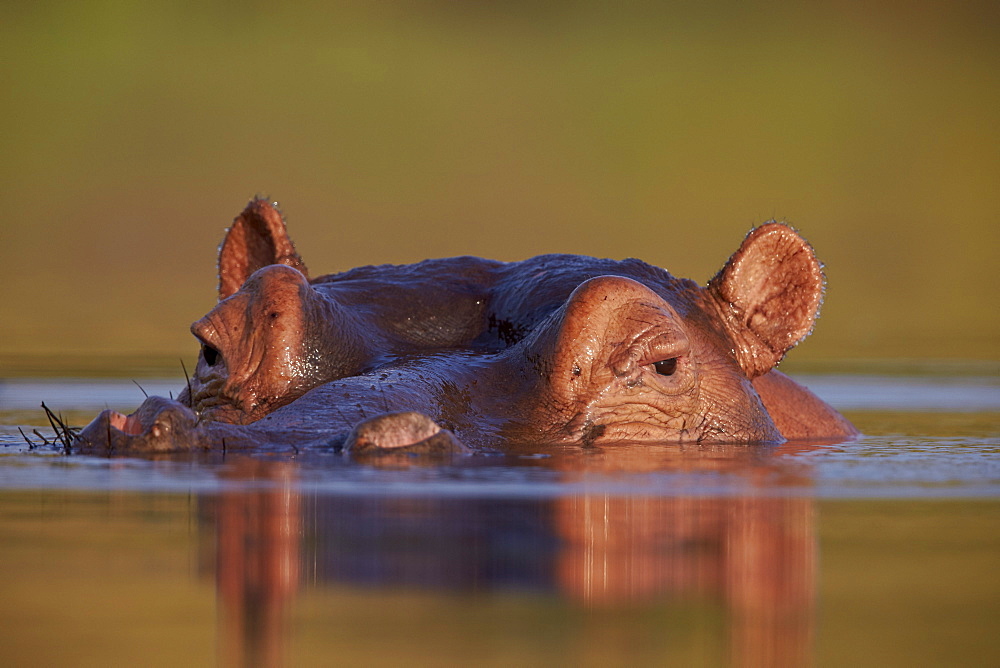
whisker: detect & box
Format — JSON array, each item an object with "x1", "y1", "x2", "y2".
[{"x1": 180, "y1": 358, "x2": 193, "y2": 409}]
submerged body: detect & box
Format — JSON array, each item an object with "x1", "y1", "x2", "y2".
[{"x1": 74, "y1": 199, "x2": 856, "y2": 455}]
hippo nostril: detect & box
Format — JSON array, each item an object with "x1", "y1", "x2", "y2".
[
  {"x1": 653, "y1": 358, "x2": 678, "y2": 376},
  {"x1": 202, "y1": 344, "x2": 221, "y2": 367}
]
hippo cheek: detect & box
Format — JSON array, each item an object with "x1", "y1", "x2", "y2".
[
  {"x1": 610, "y1": 365, "x2": 783, "y2": 445},
  {"x1": 565, "y1": 390, "x2": 704, "y2": 445},
  {"x1": 692, "y1": 376, "x2": 785, "y2": 444}
]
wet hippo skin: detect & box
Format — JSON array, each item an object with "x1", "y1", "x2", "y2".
[{"x1": 74, "y1": 198, "x2": 857, "y2": 454}]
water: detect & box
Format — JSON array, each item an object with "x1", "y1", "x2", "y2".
[{"x1": 1, "y1": 375, "x2": 998, "y2": 666}]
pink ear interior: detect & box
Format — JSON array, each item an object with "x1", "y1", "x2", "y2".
[
  {"x1": 218, "y1": 197, "x2": 308, "y2": 300},
  {"x1": 707, "y1": 223, "x2": 824, "y2": 378}
]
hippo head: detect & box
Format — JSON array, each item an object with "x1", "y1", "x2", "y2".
[
  {"x1": 73, "y1": 211, "x2": 848, "y2": 455},
  {"x1": 495, "y1": 223, "x2": 824, "y2": 445},
  {"x1": 182, "y1": 199, "x2": 376, "y2": 424}
]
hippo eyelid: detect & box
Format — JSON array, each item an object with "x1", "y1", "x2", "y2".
[
  {"x1": 636, "y1": 324, "x2": 695, "y2": 394},
  {"x1": 636, "y1": 326, "x2": 690, "y2": 368}
]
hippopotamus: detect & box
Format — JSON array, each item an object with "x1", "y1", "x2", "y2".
[{"x1": 73, "y1": 198, "x2": 857, "y2": 455}]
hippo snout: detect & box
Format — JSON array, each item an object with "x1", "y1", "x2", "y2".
[{"x1": 73, "y1": 396, "x2": 204, "y2": 454}]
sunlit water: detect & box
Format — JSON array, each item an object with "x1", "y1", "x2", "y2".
[{"x1": 1, "y1": 375, "x2": 998, "y2": 666}]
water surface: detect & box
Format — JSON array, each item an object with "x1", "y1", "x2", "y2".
[{"x1": 1, "y1": 375, "x2": 997, "y2": 666}]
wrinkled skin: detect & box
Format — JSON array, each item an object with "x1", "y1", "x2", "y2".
[{"x1": 74, "y1": 198, "x2": 857, "y2": 455}]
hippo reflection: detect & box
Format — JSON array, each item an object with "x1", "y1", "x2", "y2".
[
  {"x1": 74, "y1": 198, "x2": 856, "y2": 454},
  {"x1": 204, "y1": 453, "x2": 817, "y2": 666}
]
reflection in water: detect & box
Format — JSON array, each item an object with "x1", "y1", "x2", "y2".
[
  {"x1": 207, "y1": 460, "x2": 300, "y2": 667},
  {"x1": 201, "y1": 447, "x2": 817, "y2": 666},
  {"x1": 556, "y1": 496, "x2": 815, "y2": 667}
]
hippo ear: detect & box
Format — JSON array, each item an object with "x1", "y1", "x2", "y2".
[
  {"x1": 218, "y1": 197, "x2": 309, "y2": 300},
  {"x1": 707, "y1": 222, "x2": 824, "y2": 378}
]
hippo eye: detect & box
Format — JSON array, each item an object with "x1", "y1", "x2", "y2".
[
  {"x1": 202, "y1": 344, "x2": 221, "y2": 367},
  {"x1": 653, "y1": 358, "x2": 678, "y2": 376}
]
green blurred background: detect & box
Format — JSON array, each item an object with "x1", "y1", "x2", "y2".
[{"x1": 2, "y1": 1, "x2": 997, "y2": 375}]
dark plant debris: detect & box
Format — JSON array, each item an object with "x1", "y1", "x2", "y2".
[{"x1": 41, "y1": 402, "x2": 79, "y2": 454}]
